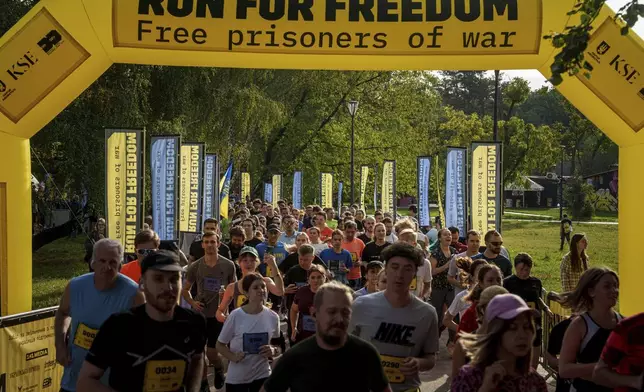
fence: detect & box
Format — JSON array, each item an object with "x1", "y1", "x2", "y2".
[{"x1": 539, "y1": 289, "x2": 572, "y2": 381}]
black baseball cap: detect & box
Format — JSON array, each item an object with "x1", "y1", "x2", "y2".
[
  {"x1": 267, "y1": 224, "x2": 282, "y2": 233},
  {"x1": 141, "y1": 250, "x2": 183, "y2": 274}
]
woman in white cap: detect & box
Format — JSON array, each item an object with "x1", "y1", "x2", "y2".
[
  {"x1": 216, "y1": 246, "x2": 284, "y2": 322},
  {"x1": 451, "y1": 294, "x2": 548, "y2": 392}
]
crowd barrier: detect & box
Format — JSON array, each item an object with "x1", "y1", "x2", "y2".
[
  {"x1": 539, "y1": 289, "x2": 572, "y2": 382},
  {"x1": 0, "y1": 307, "x2": 63, "y2": 392}
]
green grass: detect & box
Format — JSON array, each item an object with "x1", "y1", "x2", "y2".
[
  {"x1": 502, "y1": 221, "x2": 618, "y2": 293},
  {"x1": 32, "y1": 237, "x2": 87, "y2": 309},
  {"x1": 30, "y1": 221, "x2": 618, "y2": 309}
]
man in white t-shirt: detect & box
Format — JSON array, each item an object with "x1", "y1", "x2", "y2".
[
  {"x1": 398, "y1": 229, "x2": 432, "y2": 300},
  {"x1": 447, "y1": 230, "x2": 482, "y2": 296}
]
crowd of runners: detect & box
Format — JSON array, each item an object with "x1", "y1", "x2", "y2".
[{"x1": 54, "y1": 199, "x2": 644, "y2": 392}]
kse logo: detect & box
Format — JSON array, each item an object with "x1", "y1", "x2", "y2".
[
  {"x1": 2, "y1": 29, "x2": 63, "y2": 86},
  {"x1": 38, "y1": 30, "x2": 63, "y2": 55}
]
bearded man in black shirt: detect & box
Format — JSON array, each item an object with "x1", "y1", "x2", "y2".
[{"x1": 77, "y1": 250, "x2": 206, "y2": 392}]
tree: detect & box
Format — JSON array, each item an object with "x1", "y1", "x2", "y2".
[
  {"x1": 545, "y1": 1, "x2": 643, "y2": 85},
  {"x1": 436, "y1": 72, "x2": 495, "y2": 117},
  {"x1": 564, "y1": 176, "x2": 596, "y2": 219}
]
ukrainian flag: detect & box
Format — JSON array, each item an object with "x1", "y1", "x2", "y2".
[{"x1": 219, "y1": 161, "x2": 233, "y2": 219}]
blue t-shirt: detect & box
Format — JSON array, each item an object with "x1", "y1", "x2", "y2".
[
  {"x1": 256, "y1": 241, "x2": 289, "y2": 277},
  {"x1": 320, "y1": 248, "x2": 353, "y2": 283}
]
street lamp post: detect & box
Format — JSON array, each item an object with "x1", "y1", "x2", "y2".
[
  {"x1": 493, "y1": 70, "x2": 500, "y2": 141},
  {"x1": 347, "y1": 100, "x2": 359, "y2": 206}
]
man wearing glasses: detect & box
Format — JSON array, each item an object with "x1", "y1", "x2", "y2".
[
  {"x1": 472, "y1": 230, "x2": 513, "y2": 278},
  {"x1": 279, "y1": 215, "x2": 301, "y2": 246},
  {"x1": 121, "y1": 229, "x2": 160, "y2": 284}
]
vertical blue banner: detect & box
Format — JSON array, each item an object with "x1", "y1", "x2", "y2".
[
  {"x1": 337, "y1": 181, "x2": 344, "y2": 211},
  {"x1": 264, "y1": 183, "x2": 273, "y2": 203},
  {"x1": 202, "y1": 154, "x2": 217, "y2": 220},
  {"x1": 293, "y1": 171, "x2": 303, "y2": 210},
  {"x1": 417, "y1": 157, "x2": 431, "y2": 227},
  {"x1": 151, "y1": 136, "x2": 179, "y2": 240},
  {"x1": 446, "y1": 147, "x2": 467, "y2": 235}
]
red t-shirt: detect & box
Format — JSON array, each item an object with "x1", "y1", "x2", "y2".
[
  {"x1": 600, "y1": 312, "x2": 644, "y2": 392},
  {"x1": 342, "y1": 238, "x2": 366, "y2": 280},
  {"x1": 294, "y1": 286, "x2": 316, "y2": 341},
  {"x1": 451, "y1": 241, "x2": 468, "y2": 253},
  {"x1": 457, "y1": 302, "x2": 479, "y2": 339}
]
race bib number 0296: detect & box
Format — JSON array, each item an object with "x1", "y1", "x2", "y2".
[
  {"x1": 380, "y1": 355, "x2": 405, "y2": 384},
  {"x1": 144, "y1": 360, "x2": 186, "y2": 392}
]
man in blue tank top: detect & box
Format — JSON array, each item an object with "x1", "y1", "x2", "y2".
[{"x1": 55, "y1": 238, "x2": 144, "y2": 392}]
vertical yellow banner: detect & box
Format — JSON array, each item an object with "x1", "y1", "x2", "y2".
[
  {"x1": 360, "y1": 166, "x2": 369, "y2": 209},
  {"x1": 241, "y1": 172, "x2": 251, "y2": 202},
  {"x1": 179, "y1": 144, "x2": 201, "y2": 232},
  {"x1": 320, "y1": 173, "x2": 333, "y2": 209},
  {"x1": 381, "y1": 161, "x2": 395, "y2": 214},
  {"x1": 272, "y1": 174, "x2": 282, "y2": 208},
  {"x1": 106, "y1": 129, "x2": 142, "y2": 253},
  {"x1": 471, "y1": 143, "x2": 501, "y2": 233}
]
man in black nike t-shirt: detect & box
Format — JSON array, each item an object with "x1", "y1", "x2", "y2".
[
  {"x1": 77, "y1": 250, "x2": 207, "y2": 392},
  {"x1": 261, "y1": 281, "x2": 391, "y2": 392}
]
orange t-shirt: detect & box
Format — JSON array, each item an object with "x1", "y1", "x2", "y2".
[
  {"x1": 342, "y1": 238, "x2": 366, "y2": 280},
  {"x1": 120, "y1": 261, "x2": 142, "y2": 284}
]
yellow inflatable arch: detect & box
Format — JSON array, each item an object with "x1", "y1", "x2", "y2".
[{"x1": 0, "y1": 0, "x2": 642, "y2": 315}]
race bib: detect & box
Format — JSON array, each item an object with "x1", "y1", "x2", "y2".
[
  {"x1": 409, "y1": 276, "x2": 417, "y2": 291},
  {"x1": 302, "y1": 315, "x2": 316, "y2": 332},
  {"x1": 203, "y1": 277, "x2": 220, "y2": 292},
  {"x1": 380, "y1": 355, "x2": 405, "y2": 384},
  {"x1": 73, "y1": 323, "x2": 98, "y2": 350},
  {"x1": 236, "y1": 294, "x2": 247, "y2": 308},
  {"x1": 243, "y1": 332, "x2": 269, "y2": 354},
  {"x1": 144, "y1": 360, "x2": 186, "y2": 392}
]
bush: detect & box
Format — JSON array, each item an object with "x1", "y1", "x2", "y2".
[{"x1": 564, "y1": 176, "x2": 595, "y2": 220}]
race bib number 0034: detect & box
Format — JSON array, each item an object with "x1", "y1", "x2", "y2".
[
  {"x1": 144, "y1": 360, "x2": 186, "y2": 392},
  {"x1": 380, "y1": 355, "x2": 405, "y2": 384},
  {"x1": 73, "y1": 323, "x2": 98, "y2": 350}
]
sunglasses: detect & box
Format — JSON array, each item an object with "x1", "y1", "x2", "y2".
[
  {"x1": 136, "y1": 248, "x2": 156, "y2": 256},
  {"x1": 490, "y1": 242, "x2": 503, "y2": 246}
]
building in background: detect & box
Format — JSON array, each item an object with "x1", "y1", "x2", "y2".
[{"x1": 584, "y1": 164, "x2": 618, "y2": 212}]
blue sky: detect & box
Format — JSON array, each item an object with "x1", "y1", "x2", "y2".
[{"x1": 501, "y1": 0, "x2": 643, "y2": 89}]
